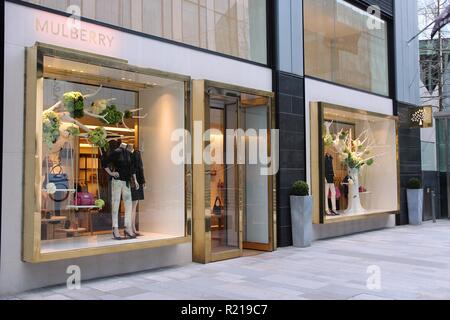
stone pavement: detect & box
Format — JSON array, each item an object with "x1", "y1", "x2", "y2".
[{"x1": 3, "y1": 220, "x2": 450, "y2": 300}]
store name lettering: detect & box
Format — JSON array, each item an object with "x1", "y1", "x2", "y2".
[{"x1": 35, "y1": 18, "x2": 114, "y2": 48}]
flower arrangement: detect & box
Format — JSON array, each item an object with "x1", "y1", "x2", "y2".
[
  {"x1": 90, "y1": 99, "x2": 109, "y2": 115},
  {"x1": 45, "y1": 183, "x2": 57, "y2": 195},
  {"x1": 331, "y1": 129, "x2": 375, "y2": 169},
  {"x1": 42, "y1": 110, "x2": 61, "y2": 149},
  {"x1": 101, "y1": 105, "x2": 123, "y2": 125},
  {"x1": 87, "y1": 127, "x2": 109, "y2": 150},
  {"x1": 63, "y1": 92, "x2": 85, "y2": 118}
]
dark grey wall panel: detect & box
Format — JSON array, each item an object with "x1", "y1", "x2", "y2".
[
  {"x1": 275, "y1": 72, "x2": 306, "y2": 247},
  {"x1": 397, "y1": 102, "x2": 422, "y2": 225}
]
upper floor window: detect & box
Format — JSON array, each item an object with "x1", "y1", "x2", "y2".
[
  {"x1": 22, "y1": 0, "x2": 267, "y2": 64},
  {"x1": 304, "y1": 0, "x2": 389, "y2": 96}
]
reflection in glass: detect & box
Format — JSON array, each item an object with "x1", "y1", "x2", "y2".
[
  {"x1": 304, "y1": 0, "x2": 389, "y2": 96},
  {"x1": 24, "y1": 0, "x2": 267, "y2": 64}
]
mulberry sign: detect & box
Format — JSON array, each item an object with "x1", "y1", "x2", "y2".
[{"x1": 35, "y1": 17, "x2": 114, "y2": 48}]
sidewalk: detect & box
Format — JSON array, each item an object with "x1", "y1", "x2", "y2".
[{"x1": 4, "y1": 220, "x2": 450, "y2": 300}]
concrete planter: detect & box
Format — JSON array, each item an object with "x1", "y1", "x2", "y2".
[
  {"x1": 290, "y1": 195, "x2": 313, "y2": 248},
  {"x1": 407, "y1": 189, "x2": 424, "y2": 225}
]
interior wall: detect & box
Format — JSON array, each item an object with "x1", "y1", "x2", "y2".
[
  {"x1": 356, "y1": 119, "x2": 398, "y2": 212},
  {"x1": 138, "y1": 83, "x2": 185, "y2": 236}
]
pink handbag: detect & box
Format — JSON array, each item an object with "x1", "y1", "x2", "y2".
[
  {"x1": 75, "y1": 192, "x2": 95, "y2": 206},
  {"x1": 328, "y1": 186, "x2": 342, "y2": 199}
]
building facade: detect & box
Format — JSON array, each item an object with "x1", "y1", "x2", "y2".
[{"x1": 0, "y1": 0, "x2": 421, "y2": 296}]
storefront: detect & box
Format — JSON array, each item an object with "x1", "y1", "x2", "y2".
[
  {"x1": 23, "y1": 43, "x2": 192, "y2": 262},
  {"x1": 305, "y1": 79, "x2": 399, "y2": 238},
  {"x1": 1, "y1": 1, "x2": 273, "y2": 295}
]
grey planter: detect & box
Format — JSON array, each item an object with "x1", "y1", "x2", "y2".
[
  {"x1": 407, "y1": 189, "x2": 424, "y2": 225},
  {"x1": 290, "y1": 195, "x2": 313, "y2": 248}
]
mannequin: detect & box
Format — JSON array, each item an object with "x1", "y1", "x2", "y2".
[
  {"x1": 127, "y1": 144, "x2": 145, "y2": 236},
  {"x1": 324, "y1": 152, "x2": 338, "y2": 216},
  {"x1": 104, "y1": 141, "x2": 138, "y2": 240}
]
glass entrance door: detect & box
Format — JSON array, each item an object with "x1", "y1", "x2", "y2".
[
  {"x1": 241, "y1": 94, "x2": 274, "y2": 251},
  {"x1": 192, "y1": 80, "x2": 275, "y2": 263}
]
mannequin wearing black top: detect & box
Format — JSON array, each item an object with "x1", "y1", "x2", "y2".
[
  {"x1": 127, "y1": 144, "x2": 146, "y2": 237},
  {"x1": 324, "y1": 153, "x2": 338, "y2": 216},
  {"x1": 104, "y1": 142, "x2": 139, "y2": 239}
]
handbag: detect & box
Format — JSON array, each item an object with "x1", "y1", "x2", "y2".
[
  {"x1": 212, "y1": 196, "x2": 224, "y2": 216},
  {"x1": 75, "y1": 192, "x2": 95, "y2": 206},
  {"x1": 45, "y1": 165, "x2": 70, "y2": 203}
]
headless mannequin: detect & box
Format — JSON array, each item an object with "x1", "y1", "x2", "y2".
[
  {"x1": 105, "y1": 142, "x2": 139, "y2": 239},
  {"x1": 324, "y1": 152, "x2": 338, "y2": 216},
  {"x1": 127, "y1": 144, "x2": 144, "y2": 236}
]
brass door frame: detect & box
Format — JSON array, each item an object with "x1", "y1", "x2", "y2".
[{"x1": 192, "y1": 80, "x2": 276, "y2": 264}]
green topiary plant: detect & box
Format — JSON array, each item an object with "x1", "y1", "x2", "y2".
[
  {"x1": 407, "y1": 178, "x2": 422, "y2": 189},
  {"x1": 290, "y1": 181, "x2": 310, "y2": 197}
]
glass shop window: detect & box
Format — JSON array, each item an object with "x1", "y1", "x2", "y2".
[
  {"x1": 320, "y1": 104, "x2": 398, "y2": 222},
  {"x1": 304, "y1": 0, "x2": 389, "y2": 96},
  {"x1": 39, "y1": 55, "x2": 187, "y2": 253}
]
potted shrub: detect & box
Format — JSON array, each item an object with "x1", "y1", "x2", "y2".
[
  {"x1": 290, "y1": 181, "x2": 313, "y2": 248},
  {"x1": 407, "y1": 178, "x2": 424, "y2": 225}
]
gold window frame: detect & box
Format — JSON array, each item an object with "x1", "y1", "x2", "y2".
[
  {"x1": 23, "y1": 43, "x2": 192, "y2": 263},
  {"x1": 310, "y1": 102, "x2": 400, "y2": 225}
]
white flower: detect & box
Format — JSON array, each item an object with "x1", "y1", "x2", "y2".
[
  {"x1": 46, "y1": 183, "x2": 57, "y2": 194},
  {"x1": 91, "y1": 100, "x2": 108, "y2": 115}
]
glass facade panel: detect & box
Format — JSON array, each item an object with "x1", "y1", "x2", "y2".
[
  {"x1": 421, "y1": 141, "x2": 437, "y2": 172},
  {"x1": 23, "y1": 0, "x2": 267, "y2": 64},
  {"x1": 304, "y1": 0, "x2": 389, "y2": 96}
]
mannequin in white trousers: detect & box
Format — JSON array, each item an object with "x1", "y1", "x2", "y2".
[{"x1": 325, "y1": 179, "x2": 337, "y2": 215}]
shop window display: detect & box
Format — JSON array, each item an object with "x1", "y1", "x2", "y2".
[
  {"x1": 312, "y1": 103, "x2": 399, "y2": 223},
  {"x1": 24, "y1": 45, "x2": 191, "y2": 261}
]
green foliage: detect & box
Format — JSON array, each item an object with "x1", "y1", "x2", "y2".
[
  {"x1": 42, "y1": 111, "x2": 61, "y2": 149},
  {"x1": 290, "y1": 181, "x2": 310, "y2": 197},
  {"x1": 407, "y1": 178, "x2": 422, "y2": 189},
  {"x1": 95, "y1": 199, "x2": 105, "y2": 209},
  {"x1": 101, "y1": 105, "x2": 123, "y2": 125},
  {"x1": 63, "y1": 92, "x2": 85, "y2": 118},
  {"x1": 124, "y1": 110, "x2": 133, "y2": 119},
  {"x1": 66, "y1": 125, "x2": 80, "y2": 137},
  {"x1": 323, "y1": 134, "x2": 334, "y2": 147},
  {"x1": 88, "y1": 127, "x2": 109, "y2": 150}
]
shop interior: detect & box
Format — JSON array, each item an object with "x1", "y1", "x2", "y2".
[{"x1": 39, "y1": 56, "x2": 187, "y2": 253}]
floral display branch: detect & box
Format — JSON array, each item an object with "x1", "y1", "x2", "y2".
[
  {"x1": 323, "y1": 121, "x2": 378, "y2": 215},
  {"x1": 42, "y1": 85, "x2": 147, "y2": 210}
]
